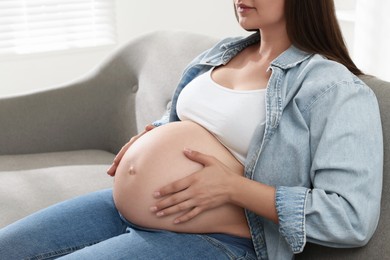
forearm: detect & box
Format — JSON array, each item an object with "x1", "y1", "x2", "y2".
[{"x1": 229, "y1": 175, "x2": 278, "y2": 224}]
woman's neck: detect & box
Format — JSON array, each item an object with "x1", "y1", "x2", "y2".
[{"x1": 257, "y1": 26, "x2": 291, "y2": 62}]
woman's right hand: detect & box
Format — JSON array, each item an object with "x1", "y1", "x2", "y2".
[{"x1": 107, "y1": 124, "x2": 155, "y2": 176}]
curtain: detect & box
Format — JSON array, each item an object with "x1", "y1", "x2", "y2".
[{"x1": 354, "y1": 0, "x2": 390, "y2": 81}]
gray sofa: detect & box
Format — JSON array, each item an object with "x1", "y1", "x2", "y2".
[{"x1": 0, "y1": 31, "x2": 388, "y2": 259}]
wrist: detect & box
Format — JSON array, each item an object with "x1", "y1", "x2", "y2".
[
  {"x1": 228, "y1": 175, "x2": 279, "y2": 223},
  {"x1": 227, "y1": 173, "x2": 247, "y2": 204}
]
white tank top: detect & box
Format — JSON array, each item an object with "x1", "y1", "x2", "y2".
[{"x1": 176, "y1": 68, "x2": 266, "y2": 164}]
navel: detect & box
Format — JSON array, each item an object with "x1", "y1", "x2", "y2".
[{"x1": 128, "y1": 165, "x2": 136, "y2": 175}]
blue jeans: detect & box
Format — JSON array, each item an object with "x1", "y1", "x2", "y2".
[{"x1": 0, "y1": 189, "x2": 256, "y2": 259}]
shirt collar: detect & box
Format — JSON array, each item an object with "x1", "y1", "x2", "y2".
[
  {"x1": 206, "y1": 32, "x2": 312, "y2": 69},
  {"x1": 271, "y1": 45, "x2": 313, "y2": 69}
]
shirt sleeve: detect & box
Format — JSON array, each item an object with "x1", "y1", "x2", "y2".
[
  {"x1": 275, "y1": 186, "x2": 309, "y2": 253},
  {"x1": 275, "y1": 78, "x2": 383, "y2": 253}
]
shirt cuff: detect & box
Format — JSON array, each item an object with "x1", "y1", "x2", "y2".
[
  {"x1": 152, "y1": 110, "x2": 170, "y2": 127},
  {"x1": 275, "y1": 186, "x2": 309, "y2": 254},
  {"x1": 152, "y1": 101, "x2": 172, "y2": 127},
  {"x1": 152, "y1": 120, "x2": 166, "y2": 127}
]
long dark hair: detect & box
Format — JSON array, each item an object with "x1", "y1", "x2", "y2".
[
  {"x1": 234, "y1": 0, "x2": 362, "y2": 75},
  {"x1": 285, "y1": 0, "x2": 362, "y2": 75}
]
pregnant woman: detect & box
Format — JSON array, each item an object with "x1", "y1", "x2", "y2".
[{"x1": 0, "y1": 0, "x2": 383, "y2": 259}]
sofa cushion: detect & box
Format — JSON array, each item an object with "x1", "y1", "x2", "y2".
[
  {"x1": 0, "y1": 150, "x2": 114, "y2": 228},
  {"x1": 0, "y1": 149, "x2": 114, "y2": 171}
]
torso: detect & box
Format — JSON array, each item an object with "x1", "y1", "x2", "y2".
[
  {"x1": 113, "y1": 45, "x2": 271, "y2": 239},
  {"x1": 113, "y1": 121, "x2": 251, "y2": 238}
]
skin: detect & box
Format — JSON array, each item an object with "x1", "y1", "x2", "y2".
[
  {"x1": 107, "y1": 124, "x2": 155, "y2": 177},
  {"x1": 108, "y1": 0, "x2": 291, "y2": 225}
]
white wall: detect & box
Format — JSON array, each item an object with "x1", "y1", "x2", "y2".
[
  {"x1": 114, "y1": 0, "x2": 246, "y2": 44},
  {"x1": 0, "y1": 0, "x2": 245, "y2": 97}
]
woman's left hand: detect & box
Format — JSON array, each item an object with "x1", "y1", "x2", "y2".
[{"x1": 150, "y1": 148, "x2": 238, "y2": 224}]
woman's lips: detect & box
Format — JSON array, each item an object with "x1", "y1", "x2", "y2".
[{"x1": 236, "y1": 4, "x2": 255, "y2": 14}]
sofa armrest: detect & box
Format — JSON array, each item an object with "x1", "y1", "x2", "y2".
[
  {"x1": 0, "y1": 51, "x2": 139, "y2": 155},
  {"x1": 0, "y1": 31, "x2": 219, "y2": 156}
]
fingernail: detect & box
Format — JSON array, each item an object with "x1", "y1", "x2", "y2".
[
  {"x1": 149, "y1": 206, "x2": 157, "y2": 212},
  {"x1": 173, "y1": 219, "x2": 180, "y2": 224},
  {"x1": 153, "y1": 191, "x2": 161, "y2": 198},
  {"x1": 183, "y1": 148, "x2": 192, "y2": 154},
  {"x1": 156, "y1": 211, "x2": 164, "y2": 217}
]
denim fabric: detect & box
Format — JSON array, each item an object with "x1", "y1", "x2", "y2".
[
  {"x1": 0, "y1": 189, "x2": 257, "y2": 260},
  {"x1": 155, "y1": 32, "x2": 383, "y2": 259}
]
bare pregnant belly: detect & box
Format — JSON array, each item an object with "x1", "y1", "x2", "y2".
[{"x1": 113, "y1": 121, "x2": 250, "y2": 238}]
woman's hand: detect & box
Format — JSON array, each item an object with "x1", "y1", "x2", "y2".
[
  {"x1": 106, "y1": 124, "x2": 155, "y2": 176},
  {"x1": 150, "y1": 148, "x2": 239, "y2": 224}
]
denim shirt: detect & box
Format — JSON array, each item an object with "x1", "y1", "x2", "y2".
[{"x1": 153, "y1": 32, "x2": 383, "y2": 260}]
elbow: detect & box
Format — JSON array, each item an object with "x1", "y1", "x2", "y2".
[
  {"x1": 349, "y1": 232, "x2": 372, "y2": 247},
  {"x1": 332, "y1": 202, "x2": 381, "y2": 248},
  {"x1": 345, "y1": 216, "x2": 380, "y2": 247}
]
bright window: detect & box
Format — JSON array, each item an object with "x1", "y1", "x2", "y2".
[
  {"x1": 335, "y1": 0, "x2": 357, "y2": 23},
  {"x1": 335, "y1": 0, "x2": 390, "y2": 81},
  {"x1": 0, "y1": 0, "x2": 116, "y2": 55}
]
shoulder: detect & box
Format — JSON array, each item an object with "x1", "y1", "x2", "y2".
[
  {"x1": 183, "y1": 36, "x2": 244, "y2": 66},
  {"x1": 191, "y1": 33, "x2": 260, "y2": 64},
  {"x1": 302, "y1": 54, "x2": 356, "y2": 87},
  {"x1": 299, "y1": 54, "x2": 372, "y2": 96},
  {"x1": 290, "y1": 55, "x2": 376, "y2": 114}
]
